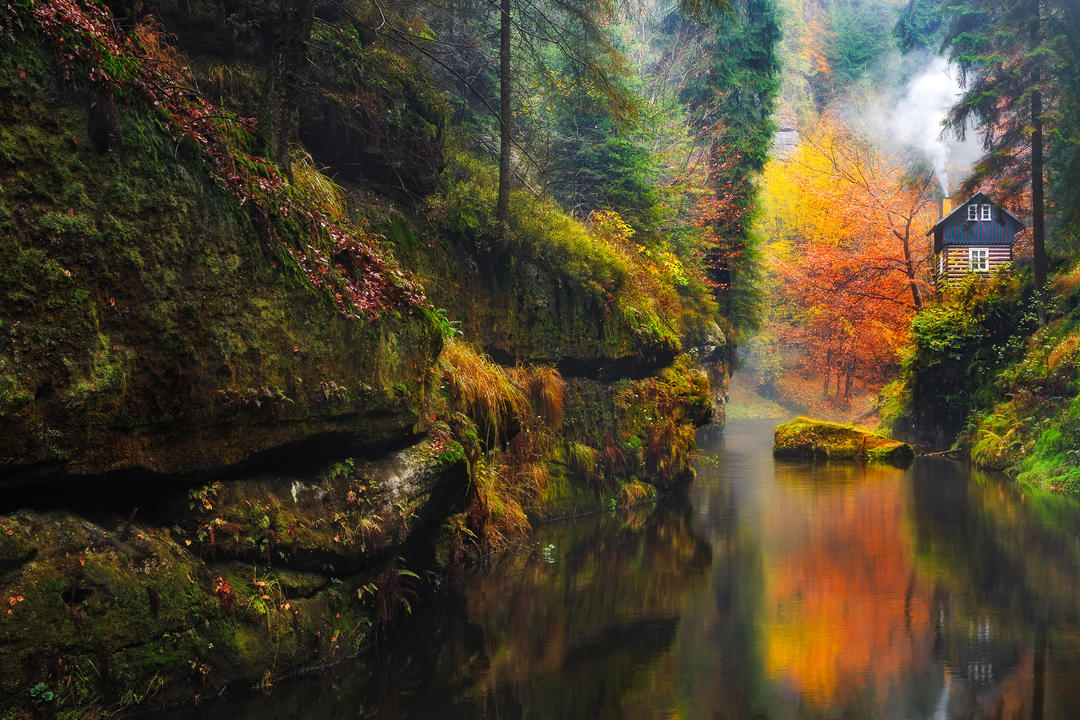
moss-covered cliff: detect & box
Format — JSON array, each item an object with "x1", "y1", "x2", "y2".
[
  {"x1": 0, "y1": 35, "x2": 441, "y2": 486},
  {"x1": 0, "y1": 0, "x2": 731, "y2": 714}
]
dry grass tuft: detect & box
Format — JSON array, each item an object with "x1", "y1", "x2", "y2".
[
  {"x1": 440, "y1": 338, "x2": 528, "y2": 445},
  {"x1": 566, "y1": 441, "x2": 598, "y2": 477},
  {"x1": 1052, "y1": 262, "x2": 1080, "y2": 298},
  {"x1": 1047, "y1": 333, "x2": 1080, "y2": 373},
  {"x1": 617, "y1": 480, "x2": 656, "y2": 507},
  {"x1": 520, "y1": 366, "x2": 566, "y2": 426},
  {"x1": 468, "y1": 457, "x2": 530, "y2": 550},
  {"x1": 289, "y1": 149, "x2": 347, "y2": 221}
]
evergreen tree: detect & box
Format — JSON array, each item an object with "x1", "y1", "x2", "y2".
[
  {"x1": 1047, "y1": 4, "x2": 1080, "y2": 254},
  {"x1": 675, "y1": 0, "x2": 781, "y2": 332},
  {"x1": 543, "y1": 34, "x2": 665, "y2": 236},
  {"x1": 943, "y1": 0, "x2": 1072, "y2": 319},
  {"x1": 824, "y1": 0, "x2": 891, "y2": 86},
  {"x1": 894, "y1": 0, "x2": 947, "y2": 54}
]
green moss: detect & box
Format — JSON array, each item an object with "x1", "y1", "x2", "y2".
[
  {"x1": 400, "y1": 149, "x2": 685, "y2": 366},
  {"x1": 774, "y1": 416, "x2": 915, "y2": 467},
  {"x1": 0, "y1": 33, "x2": 440, "y2": 482},
  {"x1": 883, "y1": 272, "x2": 1037, "y2": 447}
]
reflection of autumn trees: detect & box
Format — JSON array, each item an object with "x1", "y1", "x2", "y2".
[
  {"x1": 755, "y1": 459, "x2": 1080, "y2": 719},
  {"x1": 760, "y1": 467, "x2": 936, "y2": 707},
  {"x1": 180, "y1": 433, "x2": 1080, "y2": 720}
]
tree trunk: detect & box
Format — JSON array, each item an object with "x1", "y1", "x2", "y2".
[
  {"x1": 259, "y1": 0, "x2": 317, "y2": 167},
  {"x1": 496, "y1": 0, "x2": 512, "y2": 236},
  {"x1": 823, "y1": 349, "x2": 833, "y2": 400},
  {"x1": 1032, "y1": 0, "x2": 1048, "y2": 324},
  {"x1": 900, "y1": 218, "x2": 922, "y2": 309}
]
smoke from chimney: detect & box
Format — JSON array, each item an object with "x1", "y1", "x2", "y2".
[{"x1": 890, "y1": 57, "x2": 982, "y2": 195}]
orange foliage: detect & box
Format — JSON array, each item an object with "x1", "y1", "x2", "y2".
[
  {"x1": 760, "y1": 116, "x2": 938, "y2": 403},
  {"x1": 761, "y1": 472, "x2": 932, "y2": 706}
]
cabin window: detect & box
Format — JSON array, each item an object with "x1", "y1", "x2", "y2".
[
  {"x1": 938, "y1": 253, "x2": 945, "y2": 275},
  {"x1": 968, "y1": 247, "x2": 989, "y2": 272},
  {"x1": 981, "y1": 204, "x2": 993, "y2": 221},
  {"x1": 967, "y1": 204, "x2": 978, "y2": 221}
]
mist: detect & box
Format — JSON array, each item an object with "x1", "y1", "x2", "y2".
[{"x1": 889, "y1": 56, "x2": 983, "y2": 195}]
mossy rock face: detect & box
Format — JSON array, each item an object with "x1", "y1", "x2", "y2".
[
  {"x1": 534, "y1": 354, "x2": 714, "y2": 519},
  {"x1": 773, "y1": 417, "x2": 915, "y2": 467},
  {"x1": 0, "y1": 38, "x2": 440, "y2": 488},
  {"x1": 412, "y1": 224, "x2": 679, "y2": 376},
  {"x1": 181, "y1": 442, "x2": 467, "y2": 574},
  {"x1": 386, "y1": 154, "x2": 683, "y2": 377},
  {"x1": 0, "y1": 437, "x2": 462, "y2": 715}
]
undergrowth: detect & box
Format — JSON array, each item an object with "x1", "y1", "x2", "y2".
[{"x1": 433, "y1": 338, "x2": 566, "y2": 552}]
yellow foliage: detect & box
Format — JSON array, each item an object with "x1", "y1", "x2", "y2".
[
  {"x1": 289, "y1": 149, "x2": 347, "y2": 221},
  {"x1": 588, "y1": 209, "x2": 635, "y2": 248}
]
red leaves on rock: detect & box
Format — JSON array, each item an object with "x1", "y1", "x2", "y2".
[{"x1": 15, "y1": 0, "x2": 426, "y2": 321}]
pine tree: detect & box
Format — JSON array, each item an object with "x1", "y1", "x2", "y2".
[
  {"x1": 943, "y1": 0, "x2": 1071, "y2": 320},
  {"x1": 894, "y1": 0, "x2": 947, "y2": 54},
  {"x1": 490, "y1": 0, "x2": 634, "y2": 238},
  {"x1": 675, "y1": 0, "x2": 781, "y2": 332}
]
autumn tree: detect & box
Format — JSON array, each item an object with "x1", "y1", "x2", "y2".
[{"x1": 760, "y1": 118, "x2": 938, "y2": 403}]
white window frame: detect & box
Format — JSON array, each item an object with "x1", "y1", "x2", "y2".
[
  {"x1": 967, "y1": 204, "x2": 978, "y2": 221},
  {"x1": 980, "y1": 204, "x2": 993, "y2": 221},
  {"x1": 968, "y1": 247, "x2": 990, "y2": 272}
]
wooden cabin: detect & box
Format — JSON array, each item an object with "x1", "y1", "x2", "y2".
[{"x1": 927, "y1": 191, "x2": 1025, "y2": 282}]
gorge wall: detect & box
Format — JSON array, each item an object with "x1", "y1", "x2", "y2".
[{"x1": 0, "y1": 2, "x2": 732, "y2": 714}]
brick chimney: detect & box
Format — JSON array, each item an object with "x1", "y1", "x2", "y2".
[{"x1": 941, "y1": 195, "x2": 953, "y2": 219}]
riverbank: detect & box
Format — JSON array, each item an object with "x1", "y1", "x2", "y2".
[
  {"x1": 881, "y1": 271, "x2": 1080, "y2": 493},
  {"x1": 133, "y1": 417, "x2": 1080, "y2": 720},
  {"x1": 0, "y1": 2, "x2": 729, "y2": 715}
]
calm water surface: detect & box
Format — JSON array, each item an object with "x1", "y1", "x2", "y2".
[{"x1": 174, "y1": 418, "x2": 1080, "y2": 719}]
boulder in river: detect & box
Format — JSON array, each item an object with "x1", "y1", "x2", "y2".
[{"x1": 773, "y1": 417, "x2": 915, "y2": 467}]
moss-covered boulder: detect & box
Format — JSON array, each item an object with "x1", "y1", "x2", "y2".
[
  {"x1": 773, "y1": 417, "x2": 915, "y2": 467},
  {"x1": 0, "y1": 437, "x2": 464, "y2": 715}
]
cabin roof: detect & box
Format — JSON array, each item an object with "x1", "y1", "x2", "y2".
[{"x1": 925, "y1": 190, "x2": 1026, "y2": 237}]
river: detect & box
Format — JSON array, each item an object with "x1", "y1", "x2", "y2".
[{"x1": 163, "y1": 417, "x2": 1080, "y2": 719}]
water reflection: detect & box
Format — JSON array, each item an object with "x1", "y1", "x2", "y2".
[{"x1": 163, "y1": 418, "x2": 1080, "y2": 719}]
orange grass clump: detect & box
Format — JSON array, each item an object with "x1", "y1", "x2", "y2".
[{"x1": 440, "y1": 338, "x2": 528, "y2": 445}]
